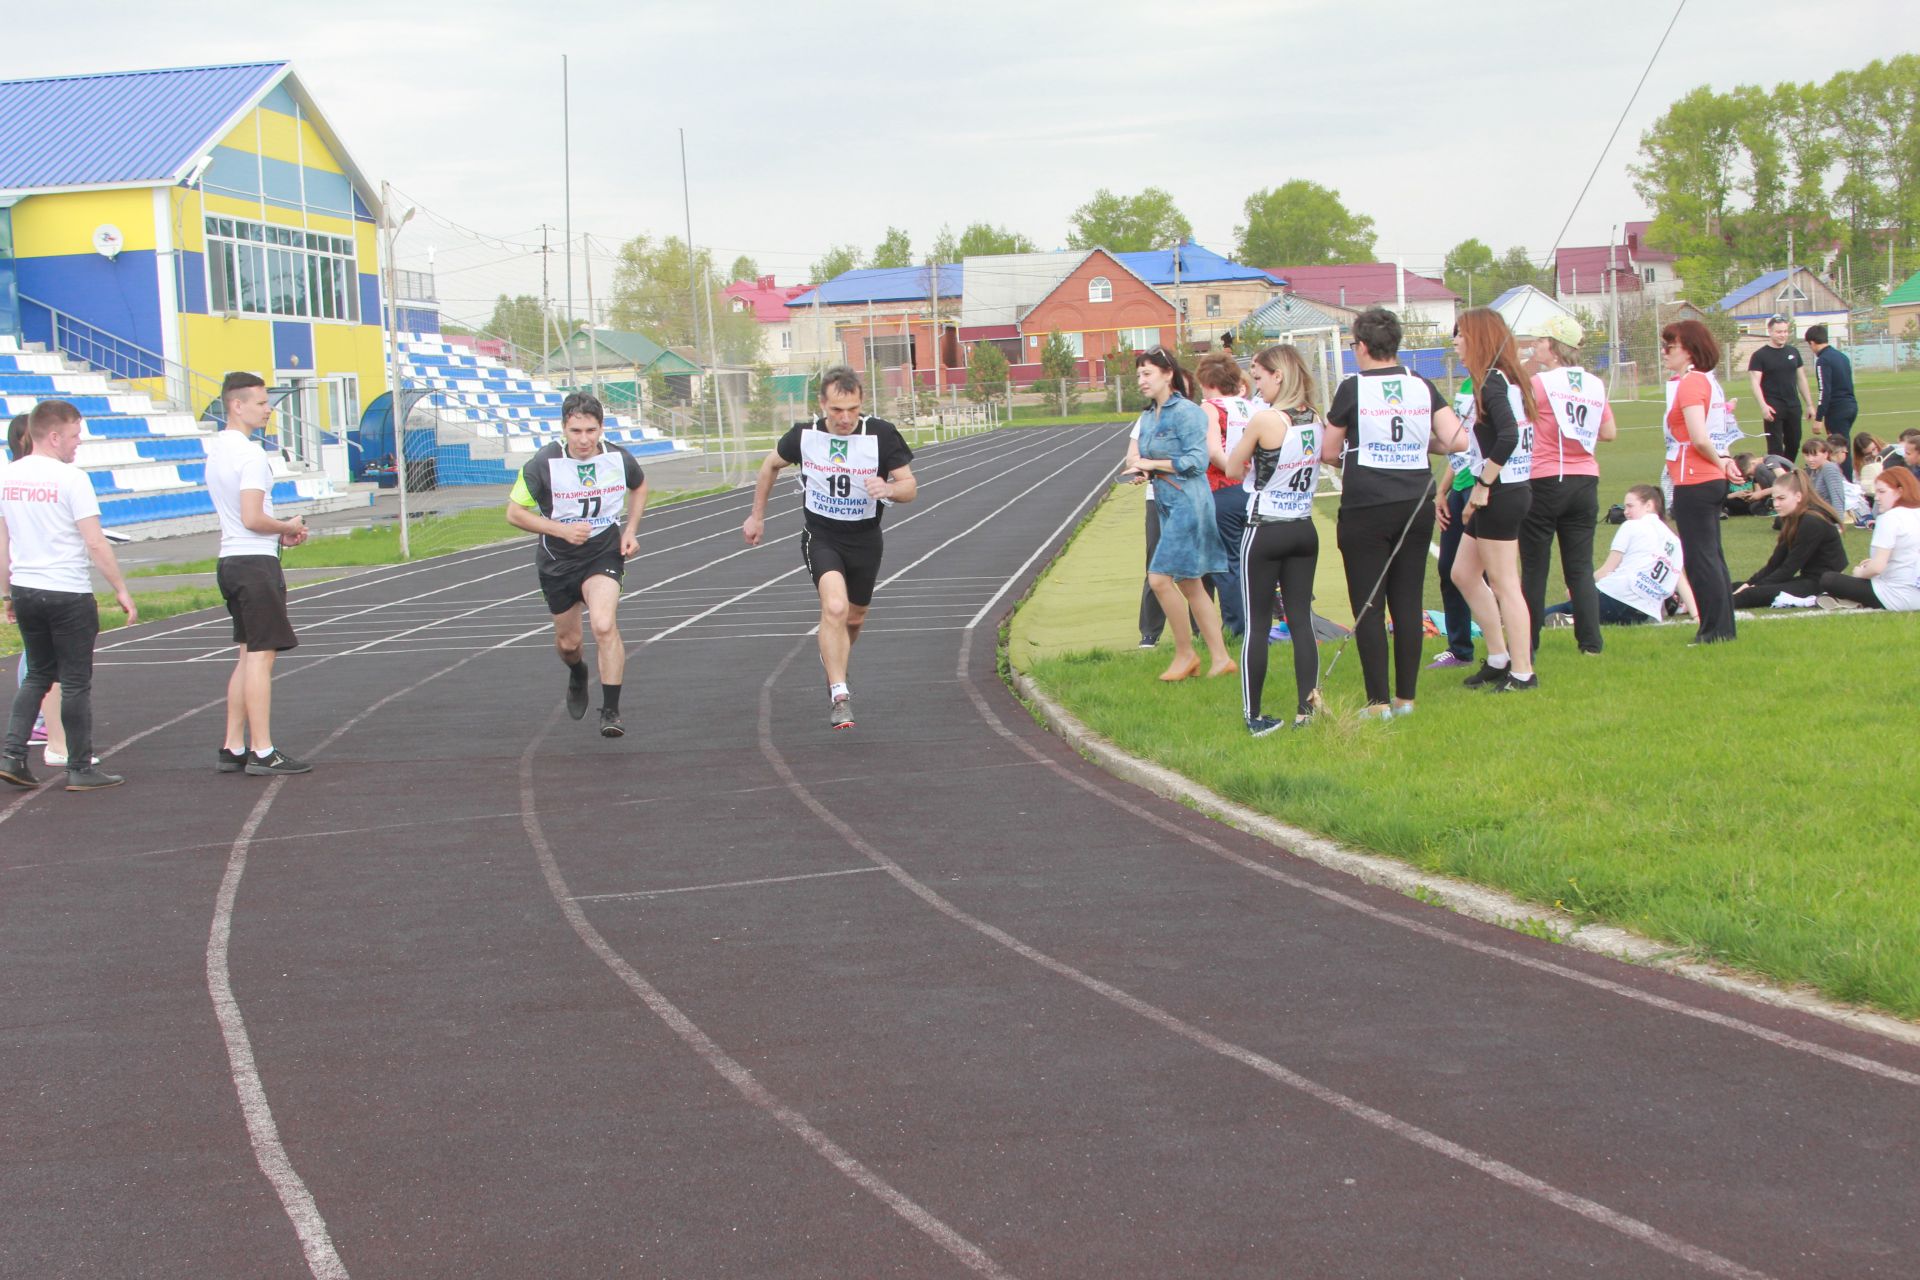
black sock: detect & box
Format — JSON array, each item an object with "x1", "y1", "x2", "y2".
[
  {"x1": 567, "y1": 659, "x2": 589, "y2": 684},
  {"x1": 602, "y1": 684, "x2": 621, "y2": 713}
]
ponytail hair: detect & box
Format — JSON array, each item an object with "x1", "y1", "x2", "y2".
[{"x1": 1626, "y1": 483, "x2": 1665, "y2": 521}]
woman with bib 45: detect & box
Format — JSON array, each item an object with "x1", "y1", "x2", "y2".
[{"x1": 1122, "y1": 348, "x2": 1233, "y2": 682}]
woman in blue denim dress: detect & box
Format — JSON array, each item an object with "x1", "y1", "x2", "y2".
[{"x1": 1123, "y1": 348, "x2": 1234, "y2": 681}]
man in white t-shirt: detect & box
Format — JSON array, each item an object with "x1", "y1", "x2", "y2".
[
  {"x1": 208, "y1": 372, "x2": 312, "y2": 777},
  {"x1": 1, "y1": 399, "x2": 137, "y2": 791}
]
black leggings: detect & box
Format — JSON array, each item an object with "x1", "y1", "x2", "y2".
[
  {"x1": 1338, "y1": 495, "x2": 1437, "y2": 706},
  {"x1": 1731, "y1": 578, "x2": 1823, "y2": 608},
  {"x1": 1672, "y1": 480, "x2": 1737, "y2": 642},
  {"x1": 1239, "y1": 519, "x2": 1319, "y2": 718},
  {"x1": 1816, "y1": 571, "x2": 1885, "y2": 608}
]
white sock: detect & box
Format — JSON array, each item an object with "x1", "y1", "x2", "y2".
[
  {"x1": 253, "y1": 745, "x2": 275, "y2": 759},
  {"x1": 828, "y1": 682, "x2": 849, "y2": 704},
  {"x1": 1487, "y1": 652, "x2": 1510, "y2": 670}
]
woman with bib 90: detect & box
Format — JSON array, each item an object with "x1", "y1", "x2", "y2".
[
  {"x1": 1661, "y1": 320, "x2": 1739, "y2": 644},
  {"x1": 1122, "y1": 348, "x2": 1233, "y2": 683}
]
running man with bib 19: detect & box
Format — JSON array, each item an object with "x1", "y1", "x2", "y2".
[
  {"x1": 742, "y1": 365, "x2": 916, "y2": 730},
  {"x1": 506, "y1": 393, "x2": 649, "y2": 738}
]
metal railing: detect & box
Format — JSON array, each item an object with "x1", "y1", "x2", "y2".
[{"x1": 17, "y1": 294, "x2": 225, "y2": 420}]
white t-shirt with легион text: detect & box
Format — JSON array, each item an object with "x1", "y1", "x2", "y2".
[
  {"x1": 205, "y1": 429, "x2": 282, "y2": 558},
  {"x1": 1867, "y1": 506, "x2": 1920, "y2": 611},
  {"x1": 0, "y1": 454, "x2": 101, "y2": 593}
]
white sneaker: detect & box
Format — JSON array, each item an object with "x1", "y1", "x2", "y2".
[
  {"x1": 1772, "y1": 593, "x2": 1816, "y2": 609},
  {"x1": 43, "y1": 750, "x2": 101, "y2": 767}
]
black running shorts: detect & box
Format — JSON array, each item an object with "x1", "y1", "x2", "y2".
[
  {"x1": 1464, "y1": 482, "x2": 1532, "y2": 543},
  {"x1": 800, "y1": 527, "x2": 884, "y2": 607},
  {"x1": 217, "y1": 554, "x2": 299, "y2": 652},
  {"x1": 539, "y1": 543, "x2": 625, "y2": 615}
]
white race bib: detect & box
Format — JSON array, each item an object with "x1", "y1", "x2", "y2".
[
  {"x1": 799, "y1": 426, "x2": 881, "y2": 522},
  {"x1": 1664, "y1": 371, "x2": 1738, "y2": 461},
  {"x1": 1210, "y1": 396, "x2": 1256, "y2": 473},
  {"x1": 1539, "y1": 366, "x2": 1606, "y2": 455},
  {"x1": 1607, "y1": 523, "x2": 1684, "y2": 617},
  {"x1": 1463, "y1": 380, "x2": 1532, "y2": 484},
  {"x1": 1351, "y1": 375, "x2": 1432, "y2": 470},
  {"x1": 545, "y1": 451, "x2": 628, "y2": 532},
  {"x1": 1248, "y1": 415, "x2": 1323, "y2": 522}
]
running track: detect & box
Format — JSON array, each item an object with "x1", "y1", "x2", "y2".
[{"x1": 4, "y1": 424, "x2": 1915, "y2": 1279}]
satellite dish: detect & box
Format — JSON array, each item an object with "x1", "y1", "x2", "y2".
[{"x1": 92, "y1": 225, "x2": 124, "y2": 259}]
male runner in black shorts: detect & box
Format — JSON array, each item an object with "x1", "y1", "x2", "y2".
[
  {"x1": 741, "y1": 365, "x2": 916, "y2": 729},
  {"x1": 507, "y1": 392, "x2": 648, "y2": 737}
]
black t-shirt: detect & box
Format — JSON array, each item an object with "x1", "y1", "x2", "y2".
[
  {"x1": 776, "y1": 417, "x2": 915, "y2": 534},
  {"x1": 1747, "y1": 343, "x2": 1804, "y2": 408},
  {"x1": 1326, "y1": 366, "x2": 1450, "y2": 508},
  {"x1": 1471, "y1": 368, "x2": 1521, "y2": 469},
  {"x1": 514, "y1": 440, "x2": 645, "y2": 563}
]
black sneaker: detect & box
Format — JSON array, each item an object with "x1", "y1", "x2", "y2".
[
  {"x1": 599, "y1": 709, "x2": 625, "y2": 738},
  {"x1": 829, "y1": 696, "x2": 855, "y2": 730},
  {"x1": 66, "y1": 766, "x2": 126, "y2": 791},
  {"x1": 0, "y1": 753, "x2": 37, "y2": 787},
  {"x1": 1461, "y1": 660, "x2": 1510, "y2": 689},
  {"x1": 245, "y1": 749, "x2": 313, "y2": 776},
  {"x1": 566, "y1": 671, "x2": 590, "y2": 720},
  {"x1": 217, "y1": 747, "x2": 248, "y2": 773},
  {"x1": 1490, "y1": 673, "x2": 1539, "y2": 693},
  {"x1": 1247, "y1": 715, "x2": 1285, "y2": 737}
]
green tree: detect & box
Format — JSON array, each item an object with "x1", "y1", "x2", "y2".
[
  {"x1": 1035, "y1": 329, "x2": 1081, "y2": 413},
  {"x1": 1442, "y1": 238, "x2": 1497, "y2": 306},
  {"x1": 930, "y1": 222, "x2": 1039, "y2": 261},
  {"x1": 727, "y1": 254, "x2": 760, "y2": 284},
  {"x1": 1107, "y1": 336, "x2": 1146, "y2": 413},
  {"x1": 1631, "y1": 85, "x2": 1750, "y2": 293},
  {"x1": 1233, "y1": 180, "x2": 1377, "y2": 266},
  {"x1": 810, "y1": 243, "x2": 863, "y2": 283},
  {"x1": 1485, "y1": 245, "x2": 1551, "y2": 297},
  {"x1": 484, "y1": 294, "x2": 551, "y2": 361},
  {"x1": 870, "y1": 226, "x2": 913, "y2": 269},
  {"x1": 606, "y1": 234, "x2": 760, "y2": 364},
  {"x1": 965, "y1": 339, "x2": 1009, "y2": 405},
  {"x1": 1065, "y1": 187, "x2": 1192, "y2": 252}
]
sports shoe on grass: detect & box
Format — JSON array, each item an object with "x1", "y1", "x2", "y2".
[
  {"x1": 65, "y1": 766, "x2": 126, "y2": 791},
  {"x1": 599, "y1": 709, "x2": 625, "y2": 739},
  {"x1": 245, "y1": 749, "x2": 313, "y2": 776},
  {"x1": 1247, "y1": 715, "x2": 1285, "y2": 737},
  {"x1": 217, "y1": 747, "x2": 248, "y2": 773},
  {"x1": 0, "y1": 754, "x2": 37, "y2": 787},
  {"x1": 1816, "y1": 594, "x2": 1861, "y2": 611},
  {"x1": 1424, "y1": 651, "x2": 1469, "y2": 670},
  {"x1": 1461, "y1": 660, "x2": 1509, "y2": 689},
  {"x1": 1490, "y1": 673, "x2": 1539, "y2": 693},
  {"x1": 566, "y1": 672, "x2": 590, "y2": 720},
  {"x1": 829, "y1": 696, "x2": 855, "y2": 730},
  {"x1": 1268, "y1": 621, "x2": 1291, "y2": 642}
]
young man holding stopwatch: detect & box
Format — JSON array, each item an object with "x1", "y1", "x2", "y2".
[
  {"x1": 507, "y1": 392, "x2": 649, "y2": 738},
  {"x1": 742, "y1": 365, "x2": 917, "y2": 730}
]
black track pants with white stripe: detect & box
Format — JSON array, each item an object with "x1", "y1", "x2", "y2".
[{"x1": 1240, "y1": 519, "x2": 1320, "y2": 719}]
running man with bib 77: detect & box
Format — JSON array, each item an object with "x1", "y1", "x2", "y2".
[
  {"x1": 506, "y1": 393, "x2": 649, "y2": 738},
  {"x1": 742, "y1": 365, "x2": 917, "y2": 730}
]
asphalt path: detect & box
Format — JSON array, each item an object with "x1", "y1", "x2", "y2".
[{"x1": 4, "y1": 424, "x2": 1916, "y2": 1279}]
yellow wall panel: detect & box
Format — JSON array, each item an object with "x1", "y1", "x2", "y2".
[
  {"x1": 203, "y1": 191, "x2": 264, "y2": 221},
  {"x1": 216, "y1": 113, "x2": 258, "y2": 152},
  {"x1": 182, "y1": 314, "x2": 275, "y2": 381},
  {"x1": 313, "y1": 322, "x2": 391, "y2": 392},
  {"x1": 298, "y1": 121, "x2": 346, "y2": 174},
  {"x1": 11, "y1": 188, "x2": 160, "y2": 257},
  {"x1": 256, "y1": 110, "x2": 300, "y2": 165}
]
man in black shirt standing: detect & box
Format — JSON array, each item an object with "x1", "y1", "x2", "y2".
[
  {"x1": 742, "y1": 365, "x2": 917, "y2": 730},
  {"x1": 1806, "y1": 324, "x2": 1858, "y2": 441},
  {"x1": 1746, "y1": 315, "x2": 1813, "y2": 461},
  {"x1": 507, "y1": 393, "x2": 649, "y2": 738}
]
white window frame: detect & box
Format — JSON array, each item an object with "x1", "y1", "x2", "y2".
[
  {"x1": 780, "y1": 330, "x2": 792, "y2": 350},
  {"x1": 204, "y1": 215, "x2": 360, "y2": 323},
  {"x1": 1062, "y1": 332, "x2": 1085, "y2": 358},
  {"x1": 1119, "y1": 327, "x2": 1159, "y2": 349},
  {"x1": 1643, "y1": 267, "x2": 1657, "y2": 283},
  {"x1": 1205, "y1": 293, "x2": 1221, "y2": 317},
  {"x1": 1088, "y1": 276, "x2": 1113, "y2": 303}
]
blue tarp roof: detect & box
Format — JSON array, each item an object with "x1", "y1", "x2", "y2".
[
  {"x1": 1116, "y1": 241, "x2": 1282, "y2": 286},
  {"x1": 1715, "y1": 269, "x2": 1791, "y2": 314},
  {"x1": 0, "y1": 62, "x2": 288, "y2": 193},
  {"x1": 787, "y1": 264, "x2": 963, "y2": 308}
]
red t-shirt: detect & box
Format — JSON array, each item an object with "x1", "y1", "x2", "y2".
[{"x1": 1665, "y1": 371, "x2": 1720, "y2": 487}]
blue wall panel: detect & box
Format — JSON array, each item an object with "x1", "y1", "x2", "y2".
[
  {"x1": 260, "y1": 83, "x2": 298, "y2": 116},
  {"x1": 359, "y1": 274, "x2": 381, "y2": 326},
  {"x1": 201, "y1": 145, "x2": 262, "y2": 202},
  {"x1": 179, "y1": 250, "x2": 207, "y2": 314},
  {"x1": 262, "y1": 155, "x2": 303, "y2": 208},
  {"x1": 272, "y1": 320, "x2": 314, "y2": 371},
  {"x1": 15, "y1": 250, "x2": 165, "y2": 355}
]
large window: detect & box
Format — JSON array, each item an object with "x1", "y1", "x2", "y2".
[
  {"x1": 205, "y1": 216, "x2": 360, "y2": 322},
  {"x1": 1062, "y1": 332, "x2": 1085, "y2": 358},
  {"x1": 1119, "y1": 327, "x2": 1160, "y2": 349},
  {"x1": 1205, "y1": 294, "x2": 1221, "y2": 317},
  {"x1": 1088, "y1": 276, "x2": 1112, "y2": 303}
]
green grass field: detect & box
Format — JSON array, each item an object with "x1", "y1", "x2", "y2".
[{"x1": 1010, "y1": 374, "x2": 1920, "y2": 1019}]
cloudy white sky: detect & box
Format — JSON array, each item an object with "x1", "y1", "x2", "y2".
[{"x1": 7, "y1": 0, "x2": 1910, "y2": 326}]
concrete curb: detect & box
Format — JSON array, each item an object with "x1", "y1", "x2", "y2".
[{"x1": 1008, "y1": 668, "x2": 1920, "y2": 1050}]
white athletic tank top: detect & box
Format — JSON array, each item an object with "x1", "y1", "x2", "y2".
[{"x1": 1246, "y1": 409, "x2": 1323, "y2": 523}]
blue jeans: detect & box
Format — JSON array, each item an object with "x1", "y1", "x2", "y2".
[
  {"x1": 1434, "y1": 484, "x2": 1474, "y2": 660},
  {"x1": 5, "y1": 587, "x2": 98, "y2": 762},
  {"x1": 1208, "y1": 485, "x2": 1248, "y2": 636}
]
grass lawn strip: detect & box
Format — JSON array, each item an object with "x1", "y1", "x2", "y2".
[{"x1": 1011, "y1": 478, "x2": 1920, "y2": 1024}]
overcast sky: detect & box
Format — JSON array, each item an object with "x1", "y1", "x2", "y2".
[{"x1": 7, "y1": 0, "x2": 1910, "y2": 326}]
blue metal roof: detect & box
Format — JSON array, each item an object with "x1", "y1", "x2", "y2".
[
  {"x1": 1115, "y1": 241, "x2": 1282, "y2": 287},
  {"x1": 0, "y1": 62, "x2": 287, "y2": 192},
  {"x1": 787, "y1": 264, "x2": 963, "y2": 308},
  {"x1": 1715, "y1": 269, "x2": 1790, "y2": 314}
]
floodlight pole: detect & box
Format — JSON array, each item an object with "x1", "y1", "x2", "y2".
[{"x1": 381, "y1": 179, "x2": 413, "y2": 560}]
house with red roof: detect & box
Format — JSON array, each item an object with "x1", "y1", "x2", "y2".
[
  {"x1": 1554, "y1": 222, "x2": 1681, "y2": 310},
  {"x1": 1260, "y1": 263, "x2": 1459, "y2": 340},
  {"x1": 724, "y1": 274, "x2": 835, "y2": 371}
]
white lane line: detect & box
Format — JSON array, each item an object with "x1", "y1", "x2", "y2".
[
  {"x1": 759, "y1": 643, "x2": 1776, "y2": 1280},
  {"x1": 953, "y1": 629, "x2": 1920, "y2": 1087},
  {"x1": 207, "y1": 613, "x2": 554, "y2": 1279},
  {"x1": 572, "y1": 866, "x2": 885, "y2": 902},
  {"x1": 520, "y1": 711, "x2": 1016, "y2": 1280},
  {"x1": 965, "y1": 430, "x2": 1133, "y2": 630}
]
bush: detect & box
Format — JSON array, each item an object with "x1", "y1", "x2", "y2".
[
  {"x1": 966, "y1": 339, "x2": 1009, "y2": 405},
  {"x1": 1037, "y1": 329, "x2": 1081, "y2": 414}
]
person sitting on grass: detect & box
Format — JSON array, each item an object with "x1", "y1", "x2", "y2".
[
  {"x1": 1731, "y1": 471, "x2": 1847, "y2": 608},
  {"x1": 1854, "y1": 433, "x2": 1886, "y2": 492},
  {"x1": 1826, "y1": 432, "x2": 1854, "y2": 482},
  {"x1": 1544, "y1": 484, "x2": 1696, "y2": 628},
  {"x1": 1724, "y1": 452, "x2": 1795, "y2": 517},
  {"x1": 1899, "y1": 429, "x2": 1920, "y2": 479},
  {"x1": 1816, "y1": 467, "x2": 1920, "y2": 612},
  {"x1": 1801, "y1": 437, "x2": 1848, "y2": 518}
]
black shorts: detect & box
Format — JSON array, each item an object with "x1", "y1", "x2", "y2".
[
  {"x1": 217, "y1": 555, "x2": 299, "y2": 652},
  {"x1": 538, "y1": 542, "x2": 625, "y2": 615},
  {"x1": 1464, "y1": 481, "x2": 1532, "y2": 542},
  {"x1": 800, "y1": 526, "x2": 883, "y2": 607}
]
